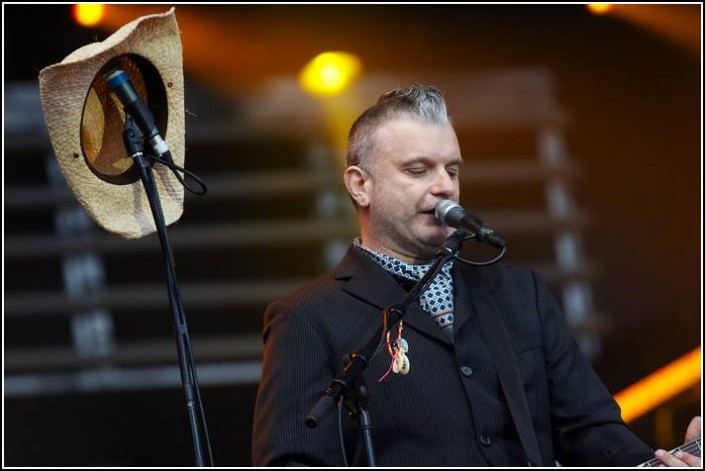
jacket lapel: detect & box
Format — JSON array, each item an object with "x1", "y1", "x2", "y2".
[
  {"x1": 335, "y1": 245, "x2": 407, "y2": 311},
  {"x1": 452, "y1": 262, "x2": 474, "y2": 336},
  {"x1": 453, "y1": 262, "x2": 504, "y2": 340},
  {"x1": 335, "y1": 245, "x2": 452, "y2": 346}
]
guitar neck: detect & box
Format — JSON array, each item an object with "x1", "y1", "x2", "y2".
[{"x1": 638, "y1": 437, "x2": 702, "y2": 467}]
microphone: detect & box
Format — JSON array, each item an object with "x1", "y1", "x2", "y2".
[
  {"x1": 104, "y1": 69, "x2": 170, "y2": 157},
  {"x1": 435, "y1": 199, "x2": 507, "y2": 248}
]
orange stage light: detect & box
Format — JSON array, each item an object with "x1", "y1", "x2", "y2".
[
  {"x1": 73, "y1": 4, "x2": 105, "y2": 27},
  {"x1": 615, "y1": 347, "x2": 701, "y2": 423},
  {"x1": 587, "y1": 4, "x2": 613, "y2": 15}
]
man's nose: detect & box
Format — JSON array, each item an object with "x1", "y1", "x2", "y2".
[{"x1": 430, "y1": 169, "x2": 455, "y2": 197}]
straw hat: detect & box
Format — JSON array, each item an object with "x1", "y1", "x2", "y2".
[{"x1": 39, "y1": 8, "x2": 185, "y2": 239}]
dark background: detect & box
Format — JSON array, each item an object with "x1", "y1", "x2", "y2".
[{"x1": 4, "y1": 4, "x2": 701, "y2": 466}]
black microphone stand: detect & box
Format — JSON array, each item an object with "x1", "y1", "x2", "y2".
[
  {"x1": 122, "y1": 115, "x2": 212, "y2": 466},
  {"x1": 306, "y1": 230, "x2": 468, "y2": 467}
]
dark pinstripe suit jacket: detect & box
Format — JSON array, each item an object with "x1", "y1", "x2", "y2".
[{"x1": 252, "y1": 245, "x2": 653, "y2": 466}]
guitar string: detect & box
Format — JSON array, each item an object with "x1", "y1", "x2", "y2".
[{"x1": 641, "y1": 438, "x2": 701, "y2": 467}]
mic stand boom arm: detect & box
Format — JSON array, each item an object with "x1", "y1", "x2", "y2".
[{"x1": 305, "y1": 230, "x2": 467, "y2": 466}]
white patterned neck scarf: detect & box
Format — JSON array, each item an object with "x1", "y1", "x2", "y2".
[{"x1": 354, "y1": 239, "x2": 455, "y2": 341}]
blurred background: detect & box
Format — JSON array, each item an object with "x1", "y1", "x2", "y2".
[{"x1": 3, "y1": 3, "x2": 701, "y2": 466}]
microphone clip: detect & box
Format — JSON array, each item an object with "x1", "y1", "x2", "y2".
[
  {"x1": 435, "y1": 230, "x2": 468, "y2": 258},
  {"x1": 122, "y1": 114, "x2": 145, "y2": 159}
]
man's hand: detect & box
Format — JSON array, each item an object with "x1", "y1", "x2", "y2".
[{"x1": 654, "y1": 416, "x2": 701, "y2": 467}]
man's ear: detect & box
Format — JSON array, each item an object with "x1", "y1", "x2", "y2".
[{"x1": 344, "y1": 165, "x2": 371, "y2": 208}]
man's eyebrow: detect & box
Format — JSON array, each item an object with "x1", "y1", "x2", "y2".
[{"x1": 399, "y1": 157, "x2": 464, "y2": 166}]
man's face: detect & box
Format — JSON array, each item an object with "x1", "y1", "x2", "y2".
[{"x1": 356, "y1": 117, "x2": 463, "y2": 262}]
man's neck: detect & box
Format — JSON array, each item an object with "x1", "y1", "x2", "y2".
[{"x1": 356, "y1": 237, "x2": 433, "y2": 265}]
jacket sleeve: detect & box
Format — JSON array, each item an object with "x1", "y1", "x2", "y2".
[
  {"x1": 251, "y1": 292, "x2": 346, "y2": 466},
  {"x1": 533, "y1": 270, "x2": 654, "y2": 466}
]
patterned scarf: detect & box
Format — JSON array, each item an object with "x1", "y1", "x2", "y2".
[{"x1": 354, "y1": 239, "x2": 454, "y2": 340}]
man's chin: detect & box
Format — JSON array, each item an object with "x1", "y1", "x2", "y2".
[{"x1": 419, "y1": 228, "x2": 452, "y2": 251}]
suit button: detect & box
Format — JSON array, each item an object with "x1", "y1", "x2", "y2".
[
  {"x1": 460, "y1": 366, "x2": 473, "y2": 377},
  {"x1": 480, "y1": 434, "x2": 491, "y2": 446}
]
